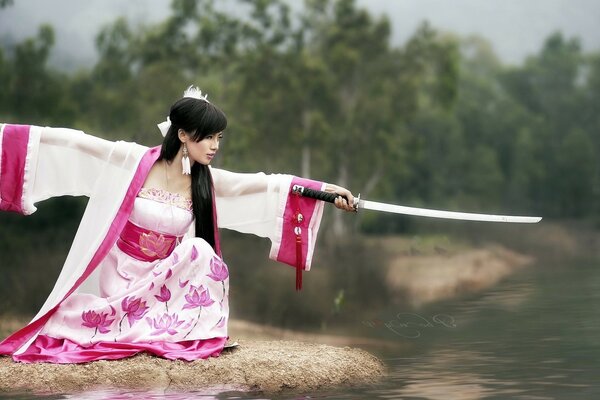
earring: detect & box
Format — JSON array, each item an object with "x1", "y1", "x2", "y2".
[{"x1": 182, "y1": 143, "x2": 191, "y2": 175}]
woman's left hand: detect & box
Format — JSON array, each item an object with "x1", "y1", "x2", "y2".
[{"x1": 324, "y1": 183, "x2": 356, "y2": 212}]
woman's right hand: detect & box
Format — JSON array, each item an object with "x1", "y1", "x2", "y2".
[{"x1": 324, "y1": 183, "x2": 356, "y2": 212}]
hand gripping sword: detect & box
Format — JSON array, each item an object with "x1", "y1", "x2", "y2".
[{"x1": 292, "y1": 185, "x2": 541, "y2": 223}]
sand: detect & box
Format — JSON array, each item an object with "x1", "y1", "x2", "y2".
[{"x1": 385, "y1": 244, "x2": 533, "y2": 307}]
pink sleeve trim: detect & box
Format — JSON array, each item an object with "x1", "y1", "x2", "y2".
[
  {"x1": 275, "y1": 177, "x2": 325, "y2": 272},
  {"x1": 0, "y1": 146, "x2": 161, "y2": 356},
  {"x1": 0, "y1": 124, "x2": 34, "y2": 214}
]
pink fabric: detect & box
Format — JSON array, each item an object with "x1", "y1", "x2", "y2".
[
  {"x1": 13, "y1": 334, "x2": 228, "y2": 364},
  {"x1": 276, "y1": 177, "x2": 322, "y2": 270},
  {"x1": 0, "y1": 146, "x2": 162, "y2": 355},
  {"x1": 0, "y1": 124, "x2": 30, "y2": 213},
  {"x1": 116, "y1": 219, "x2": 183, "y2": 262}
]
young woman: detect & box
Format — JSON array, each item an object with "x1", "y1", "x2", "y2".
[{"x1": 0, "y1": 86, "x2": 355, "y2": 364}]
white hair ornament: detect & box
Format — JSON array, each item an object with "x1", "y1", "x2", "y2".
[
  {"x1": 156, "y1": 85, "x2": 210, "y2": 136},
  {"x1": 157, "y1": 116, "x2": 171, "y2": 137},
  {"x1": 183, "y1": 85, "x2": 210, "y2": 103}
]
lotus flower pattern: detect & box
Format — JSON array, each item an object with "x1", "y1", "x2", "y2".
[
  {"x1": 81, "y1": 309, "x2": 115, "y2": 334},
  {"x1": 154, "y1": 284, "x2": 172, "y2": 312},
  {"x1": 121, "y1": 296, "x2": 149, "y2": 328},
  {"x1": 139, "y1": 231, "x2": 174, "y2": 259},
  {"x1": 183, "y1": 285, "x2": 214, "y2": 310},
  {"x1": 207, "y1": 257, "x2": 229, "y2": 282},
  {"x1": 154, "y1": 284, "x2": 171, "y2": 303},
  {"x1": 146, "y1": 313, "x2": 185, "y2": 336}
]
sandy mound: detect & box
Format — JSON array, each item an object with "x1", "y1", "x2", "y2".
[
  {"x1": 0, "y1": 339, "x2": 385, "y2": 395},
  {"x1": 387, "y1": 244, "x2": 533, "y2": 306}
]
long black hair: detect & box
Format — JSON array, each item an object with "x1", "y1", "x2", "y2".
[{"x1": 159, "y1": 96, "x2": 227, "y2": 252}]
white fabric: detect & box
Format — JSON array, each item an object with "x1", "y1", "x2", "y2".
[{"x1": 13, "y1": 126, "x2": 146, "y2": 354}]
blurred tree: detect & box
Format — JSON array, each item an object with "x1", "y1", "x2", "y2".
[
  {"x1": 555, "y1": 128, "x2": 595, "y2": 217},
  {"x1": 501, "y1": 33, "x2": 593, "y2": 217},
  {"x1": 2, "y1": 25, "x2": 74, "y2": 125}
]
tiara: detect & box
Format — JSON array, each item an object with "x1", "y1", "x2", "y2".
[{"x1": 183, "y1": 85, "x2": 209, "y2": 103}]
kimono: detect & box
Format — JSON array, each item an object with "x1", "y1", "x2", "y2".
[{"x1": 0, "y1": 123, "x2": 326, "y2": 363}]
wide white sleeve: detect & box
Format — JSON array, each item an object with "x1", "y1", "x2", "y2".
[
  {"x1": 211, "y1": 167, "x2": 291, "y2": 239},
  {"x1": 210, "y1": 167, "x2": 326, "y2": 272},
  {"x1": 0, "y1": 123, "x2": 136, "y2": 215}
]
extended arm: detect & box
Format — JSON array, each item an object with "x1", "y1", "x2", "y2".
[{"x1": 0, "y1": 123, "x2": 144, "y2": 215}]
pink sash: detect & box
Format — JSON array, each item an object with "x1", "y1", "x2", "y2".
[{"x1": 116, "y1": 220, "x2": 182, "y2": 262}]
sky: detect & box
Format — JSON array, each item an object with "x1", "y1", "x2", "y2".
[{"x1": 0, "y1": 0, "x2": 599, "y2": 70}]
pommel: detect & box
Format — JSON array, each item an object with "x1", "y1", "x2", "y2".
[{"x1": 291, "y1": 184, "x2": 305, "y2": 195}]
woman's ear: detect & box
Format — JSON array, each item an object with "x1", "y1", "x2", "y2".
[{"x1": 178, "y1": 129, "x2": 187, "y2": 143}]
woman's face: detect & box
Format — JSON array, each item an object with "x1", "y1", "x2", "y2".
[{"x1": 183, "y1": 131, "x2": 223, "y2": 165}]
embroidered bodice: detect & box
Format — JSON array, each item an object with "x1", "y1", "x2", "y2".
[
  {"x1": 128, "y1": 188, "x2": 194, "y2": 238},
  {"x1": 138, "y1": 187, "x2": 193, "y2": 211}
]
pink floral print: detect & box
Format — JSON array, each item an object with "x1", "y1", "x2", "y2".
[
  {"x1": 81, "y1": 306, "x2": 116, "y2": 341},
  {"x1": 154, "y1": 284, "x2": 172, "y2": 312},
  {"x1": 206, "y1": 257, "x2": 228, "y2": 310},
  {"x1": 183, "y1": 285, "x2": 214, "y2": 310},
  {"x1": 207, "y1": 257, "x2": 229, "y2": 282},
  {"x1": 146, "y1": 313, "x2": 186, "y2": 336},
  {"x1": 120, "y1": 296, "x2": 149, "y2": 328},
  {"x1": 183, "y1": 285, "x2": 215, "y2": 338},
  {"x1": 139, "y1": 231, "x2": 174, "y2": 259}
]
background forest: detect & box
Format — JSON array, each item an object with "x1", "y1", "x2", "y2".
[{"x1": 0, "y1": 0, "x2": 598, "y2": 329}]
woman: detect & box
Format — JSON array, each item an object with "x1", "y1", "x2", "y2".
[{"x1": 0, "y1": 86, "x2": 355, "y2": 364}]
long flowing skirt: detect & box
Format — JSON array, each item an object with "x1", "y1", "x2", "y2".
[{"x1": 14, "y1": 237, "x2": 231, "y2": 364}]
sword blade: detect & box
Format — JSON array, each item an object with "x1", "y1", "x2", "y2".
[{"x1": 359, "y1": 199, "x2": 542, "y2": 223}]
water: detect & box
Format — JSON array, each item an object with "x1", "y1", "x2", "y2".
[
  {"x1": 359, "y1": 259, "x2": 600, "y2": 399},
  {"x1": 3, "y1": 259, "x2": 599, "y2": 399}
]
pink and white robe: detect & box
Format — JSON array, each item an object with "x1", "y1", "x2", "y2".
[{"x1": 0, "y1": 123, "x2": 326, "y2": 363}]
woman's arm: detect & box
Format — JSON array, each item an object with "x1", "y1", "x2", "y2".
[{"x1": 1, "y1": 123, "x2": 144, "y2": 214}]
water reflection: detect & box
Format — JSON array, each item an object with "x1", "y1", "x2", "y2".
[
  {"x1": 1, "y1": 387, "x2": 267, "y2": 400},
  {"x1": 58, "y1": 387, "x2": 262, "y2": 399}
]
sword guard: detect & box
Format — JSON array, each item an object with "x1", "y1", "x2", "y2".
[{"x1": 354, "y1": 193, "x2": 360, "y2": 211}]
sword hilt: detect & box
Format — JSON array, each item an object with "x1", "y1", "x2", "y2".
[{"x1": 292, "y1": 185, "x2": 360, "y2": 210}]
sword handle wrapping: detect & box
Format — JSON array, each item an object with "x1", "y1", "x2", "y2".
[{"x1": 292, "y1": 185, "x2": 359, "y2": 209}]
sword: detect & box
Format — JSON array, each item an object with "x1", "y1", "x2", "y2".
[{"x1": 292, "y1": 185, "x2": 542, "y2": 223}]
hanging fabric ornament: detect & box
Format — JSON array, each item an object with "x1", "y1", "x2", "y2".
[
  {"x1": 181, "y1": 143, "x2": 191, "y2": 175},
  {"x1": 157, "y1": 116, "x2": 171, "y2": 137}
]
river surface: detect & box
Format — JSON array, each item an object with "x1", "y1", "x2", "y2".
[{"x1": 2, "y1": 258, "x2": 599, "y2": 399}]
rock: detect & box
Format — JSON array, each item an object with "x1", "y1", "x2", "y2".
[{"x1": 0, "y1": 339, "x2": 386, "y2": 395}]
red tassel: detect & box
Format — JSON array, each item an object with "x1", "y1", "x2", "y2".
[{"x1": 295, "y1": 235, "x2": 303, "y2": 290}]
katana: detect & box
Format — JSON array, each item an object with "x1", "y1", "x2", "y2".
[{"x1": 292, "y1": 185, "x2": 541, "y2": 223}]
